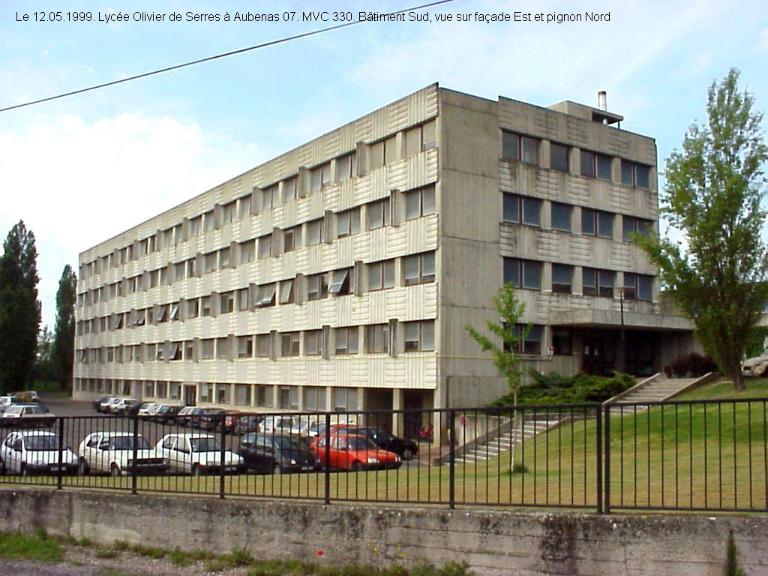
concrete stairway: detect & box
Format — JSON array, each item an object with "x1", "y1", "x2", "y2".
[
  {"x1": 606, "y1": 372, "x2": 716, "y2": 405},
  {"x1": 453, "y1": 418, "x2": 562, "y2": 464}
]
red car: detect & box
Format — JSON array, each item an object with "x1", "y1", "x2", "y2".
[{"x1": 311, "y1": 433, "x2": 401, "y2": 471}]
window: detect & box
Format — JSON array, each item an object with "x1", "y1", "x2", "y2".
[
  {"x1": 255, "y1": 334, "x2": 270, "y2": 357},
  {"x1": 187, "y1": 299, "x2": 199, "y2": 319},
  {"x1": 366, "y1": 324, "x2": 390, "y2": 354},
  {"x1": 169, "y1": 343, "x2": 182, "y2": 361},
  {"x1": 368, "y1": 260, "x2": 395, "y2": 291},
  {"x1": 583, "y1": 268, "x2": 615, "y2": 297},
  {"x1": 304, "y1": 387, "x2": 327, "y2": 411},
  {"x1": 237, "y1": 336, "x2": 253, "y2": 359},
  {"x1": 623, "y1": 273, "x2": 653, "y2": 301},
  {"x1": 255, "y1": 385, "x2": 270, "y2": 408},
  {"x1": 216, "y1": 338, "x2": 230, "y2": 360},
  {"x1": 336, "y1": 208, "x2": 360, "y2": 238},
  {"x1": 336, "y1": 153, "x2": 356, "y2": 182},
  {"x1": 552, "y1": 264, "x2": 573, "y2": 294},
  {"x1": 307, "y1": 273, "x2": 328, "y2": 301},
  {"x1": 203, "y1": 210, "x2": 215, "y2": 233},
  {"x1": 310, "y1": 163, "x2": 331, "y2": 193},
  {"x1": 217, "y1": 384, "x2": 229, "y2": 404},
  {"x1": 503, "y1": 257, "x2": 541, "y2": 290},
  {"x1": 201, "y1": 296, "x2": 212, "y2": 317},
  {"x1": 258, "y1": 235, "x2": 272, "y2": 259},
  {"x1": 306, "y1": 219, "x2": 324, "y2": 246},
  {"x1": 239, "y1": 196, "x2": 252, "y2": 219},
  {"x1": 502, "y1": 193, "x2": 541, "y2": 226},
  {"x1": 170, "y1": 302, "x2": 180, "y2": 321},
  {"x1": 553, "y1": 329, "x2": 572, "y2": 355},
  {"x1": 261, "y1": 185, "x2": 278, "y2": 211},
  {"x1": 175, "y1": 261, "x2": 186, "y2": 281},
  {"x1": 367, "y1": 198, "x2": 390, "y2": 230},
  {"x1": 329, "y1": 268, "x2": 353, "y2": 296},
  {"x1": 405, "y1": 185, "x2": 436, "y2": 220},
  {"x1": 304, "y1": 330, "x2": 323, "y2": 356},
  {"x1": 235, "y1": 385, "x2": 252, "y2": 407},
  {"x1": 404, "y1": 120, "x2": 437, "y2": 155},
  {"x1": 255, "y1": 284, "x2": 276, "y2": 307},
  {"x1": 187, "y1": 258, "x2": 197, "y2": 278},
  {"x1": 201, "y1": 339, "x2": 215, "y2": 360},
  {"x1": 184, "y1": 341, "x2": 194, "y2": 361},
  {"x1": 404, "y1": 320, "x2": 435, "y2": 352},
  {"x1": 199, "y1": 383, "x2": 212, "y2": 403},
  {"x1": 582, "y1": 208, "x2": 614, "y2": 238},
  {"x1": 622, "y1": 216, "x2": 653, "y2": 241},
  {"x1": 551, "y1": 202, "x2": 572, "y2": 231},
  {"x1": 279, "y1": 386, "x2": 299, "y2": 410},
  {"x1": 403, "y1": 252, "x2": 435, "y2": 286},
  {"x1": 282, "y1": 177, "x2": 297, "y2": 202},
  {"x1": 550, "y1": 142, "x2": 570, "y2": 172},
  {"x1": 502, "y1": 131, "x2": 540, "y2": 165},
  {"x1": 514, "y1": 324, "x2": 544, "y2": 355},
  {"x1": 335, "y1": 327, "x2": 359, "y2": 355},
  {"x1": 333, "y1": 388, "x2": 358, "y2": 411},
  {"x1": 621, "y1": 160, "x2": 651, "y2": 188},
  {"x1": 204, "y1": 252, "x2": 217, "y2": 273},
  {"x1": 220, "y1": 291, "x2": 235, "y2": 314},
  {"x1": 580, "y1": 150, "x2": 613, "y2": 180},
  {"x1": 239, "y1": 240, "x2": 255, "y2": 263},
  {"x1": 219, "y1": 247, "x2": 231, "y2": 268},
  {"x1": 222, "y1": 201, "x2": 236, "y2": 225},
  {"x1": 281, "y1": 332, "x2": 300, "y2": 357},
  {"x1": 283, "y1": 226, "x2": 300, "y2": 252}
]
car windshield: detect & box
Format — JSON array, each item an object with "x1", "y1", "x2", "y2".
[
  {"x1": 344, "y1": 437, "x2": 377, "y2": 451},
  {"x1": 273, "y1": 436, "x2": 305, "y2": 451},
  {"x1": 109, "y1": 437, "x2": 150, "y2": 450},
  {"x1": 25, "y1": 435, "x2": 58, "y2": 451},
  {"x1": 190, "y1": 438, "x2": 220, "y2": 452},
  {"x1": 30, "y1": 406, "x2": 49, "y2": 414}
]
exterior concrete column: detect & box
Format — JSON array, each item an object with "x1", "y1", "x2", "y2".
[{"x1": 392, "y1": 388, "x2": 404, "y2": 437}]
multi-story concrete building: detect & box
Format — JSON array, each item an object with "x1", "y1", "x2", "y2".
[{"x1": 73, "y1": 84, "x2": 693, "y2": 433}]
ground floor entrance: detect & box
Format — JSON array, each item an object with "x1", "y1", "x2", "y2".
[{"x1": 555, "y1": 328, "x2": 660, "y2": 377}]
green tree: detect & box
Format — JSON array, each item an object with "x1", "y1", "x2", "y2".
[
  {"x1": 52, "y1": 265, "x2": 77, "y2": 391},
  {"x1": 638, "y1": 69, "x2": 768, "y2": 391},
  {"x1": 33, "y1": 326, "x2": 56, "y2": 384},
  {"x1": 465, "y1": 282, "x2": 527, "y2": 470},
  {"x1": 0, "y1": 221, "x2": 41, "y2": 392}
]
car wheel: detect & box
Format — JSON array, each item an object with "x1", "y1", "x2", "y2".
[
  {"x1": 273, "y1": 464, "x2": 282, "y2": 475},
  {"x1": 402, "y1": 448, "x2": 414, "y2": 461},
  {"x1": 110, "y1": 464, "x2": 121, "y2": 478},
  {"x1": 754, "y1": 364, "x2": 767, "y2": 378},
  {"x1": 351, "y1": 461, "x2": 363, "y2": 472},
  {"x1": 79, "y1": 460, "x2": 90, "y2": 476},
  {"x1": 191, "y1": 464, "x2": 202, "y2": 477}
]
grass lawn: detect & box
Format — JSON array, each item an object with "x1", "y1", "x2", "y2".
[{"x1": 3, "y1": 379, "x2": 768, "y2": 513}]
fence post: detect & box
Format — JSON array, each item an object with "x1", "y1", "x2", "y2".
[
  {"x1": 131, "y1": 414, "x2": 138, "y2": 495},
  {"x1": 57, "y1": 417, "x2": 64, "y2": 491},
  {"x1": 604, "y1": 403, "x2": 611, "y2": 514},
  {"x1": 448, "y1": 409, "x2": 456, "y2": 510},
  {"x1": 596, "y1": 405, "x2": 603, "y2": 513},
  {"x1": 219, "y1": 416, "x2": 226, "y2": 500},
  {"x1": 324, "y1": 412, "x2": 331, "y2": 505}
]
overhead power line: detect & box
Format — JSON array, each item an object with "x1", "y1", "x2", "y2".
[{"x1": 0, "y1": 0, "x2": 456, "y2": 113}]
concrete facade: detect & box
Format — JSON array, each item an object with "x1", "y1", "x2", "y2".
[
  {"x1": 73, "y1": 84, "x2": 693, "y2": 418},
  {"x1": 1, "y1": 489, "x2": 765, "y2": 576}
]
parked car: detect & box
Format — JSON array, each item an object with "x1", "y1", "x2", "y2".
[
  {"x1": 222, "y1": 413, "x2": 261, "y2": 434},
  {"x1": 114, "y1": 399, "x2": 140, "y2": 416},
  {"x1": 135, "y1": 402, "x2": 157, "y2": 417},
  {"x1": 154, "y1": 433, "x2": 242, "y2": 476},
  {"x1": 196, "y1": 408, "x2": 225, "y2": 430},
  {"x1": 344, "y1": 427, "x2": 419, "y2": 461},
  {"x1": 175, "y1": 406, "x2": 198, "y2": 426},
  {"x1": 99, "y1": 397, "x2": 121, "y2": 413},
  {"x1": 92, "y1": 395, "x2": 112, "y2": 411},
  {"x1": 12, "y1": 391, "x2": 39, "y2": 403},
  {"x1": 311, "y1": 433, "x2": 401, "y2": 471},
  {"x1": 0, "y1": 430, "x2": 78, "y2": 475},
  {"x1": 78, "y1": 431, "x2": 168, "y2": 476},
  {"x1": 0, "y1": 404, "x2": 55, "y2": 428},
  {"x1": 155, "y1": 404, "x2": 182, "y2": 424},
  {"x1": 742, "y1": 352, "x2": 768, "y2": 377},
  {"x1": 237, "y1": 433, "x2": 317, "y2": 474},
  {"x1": 0, "y1": 396, "x2": 18, "y2": 415},
  {"x1": 260, "y1": 415, "x2": 298, "y2": 435}
]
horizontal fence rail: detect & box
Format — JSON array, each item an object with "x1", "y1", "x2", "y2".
[{"x1": 0, "y1": 399, "x2": 766, "y2": 513}]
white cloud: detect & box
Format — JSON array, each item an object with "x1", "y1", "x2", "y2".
[{"x1": 0, "y1": 113, "x2": 261, "y2": 328}]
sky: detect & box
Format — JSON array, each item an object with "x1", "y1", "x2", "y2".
[{"x1": 0, "y1": 0, "x2": 767, "y2": 330}]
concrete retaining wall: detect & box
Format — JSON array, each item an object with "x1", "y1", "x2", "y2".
[{"x1": 1, "y1": 489, "x2": 767, "y2": 575}]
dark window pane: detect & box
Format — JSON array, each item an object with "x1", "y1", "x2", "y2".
[
  {"x1": 552, "y1": 264, "x2": 572, "y2": 293},
  {"x1": 580, "y1": 150, "x2": 595, "y2": 178},
  {"x1": 621, "y1": 160, "x2": 634, "y2": 185},
  {"x1": 638, "y1": 275, "x2": 653, "y2": 301},
  {"x1": 597, "y1": 211, "x2": 614, "y2": 238},
  {"x1": 521, "y1": 137, "x2": 539, "y2": 165},
  {"x1": 503, "y1": 258, "x2": 520, "y2": 287},
  {"x1": 550, "y1": 143, "x2": 570, "y2": 172},
  {"x1": 522, "y1": 197, "x2": 541, "y2": 226},
  {"x1": 636, "y1": 164, "x2": 650, "y2": 188},
  {"x1": 623, "y1": 216, "x2": 635, "y2": 241},
  {"x1": 583, "y1": 268, "x2": 597, "y2": 296},
  {"x1": 551, "y1": 202, "x2": 572, "y2": 231},
  {"x1": 598, "y1": 271, "x2": 615, "y2": 297},
  {"x1": 503, "y1": 194, "x2": 519, "y2": 223},
  {"x1": 623, "y1": 272, "x2": 637, "y2": 300},
  {"x1": 597, "y1": 154, "x2": 613, "y2": 180},
  {"x1": 553, "y1": 329, "x2": 572, "y2": 355},
  {"x1": 638, "y1": 219, "x2": 652, "y2": 237},
  {"x1": 582, "y1": 208, "x2": 596, "y2": 235},
  {"x1": 502, "y1": 132, "x2": 519, "y2": 160},
  {"x1": 523, "y1": 260, "x2": 541, "y2": 290}
]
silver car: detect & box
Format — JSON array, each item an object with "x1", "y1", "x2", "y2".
[
  {"x1": 154, "y1": 433, "x2": 242, "y2": 476},
  {"x1": 78, "y1": 431, "x2": 168, "y2": 476},
  {"x1": 0, "y1": 430, "x2": 78, "y2": 475}
]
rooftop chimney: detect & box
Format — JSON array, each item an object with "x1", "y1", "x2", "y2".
[{"x1": 597, "y1": 91, "x2": 607, "y2": 111}]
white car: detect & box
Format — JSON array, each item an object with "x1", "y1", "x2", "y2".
[
  {"x1": 0, "y1": 430, "x2": 79, "y2": 475},
  {"x1": 0, "y1": 403, "x2": 55, "y2": 427},
  {"x1": 99, "y1": 397, "x2": 121, "y2": 413},
  {"x1": 137, "y1": 403, "x2": 158, "y2": 417},
  {"x1": 0, "y1": 396, "x2": 16, "y2": 414},
  {"x1": 78, "y1": 431, "x2": 169, "y2": 476},
  {"x1": 260, "y1": 415, "x2": 298, "y2": 435},
  {"x1": 154, "y1": 433, "x2": 242, "y2": 476}
]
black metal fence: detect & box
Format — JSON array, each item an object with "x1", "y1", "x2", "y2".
[{"x1": 1, "y1": 398, "x2": 767, "y2": 513}]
